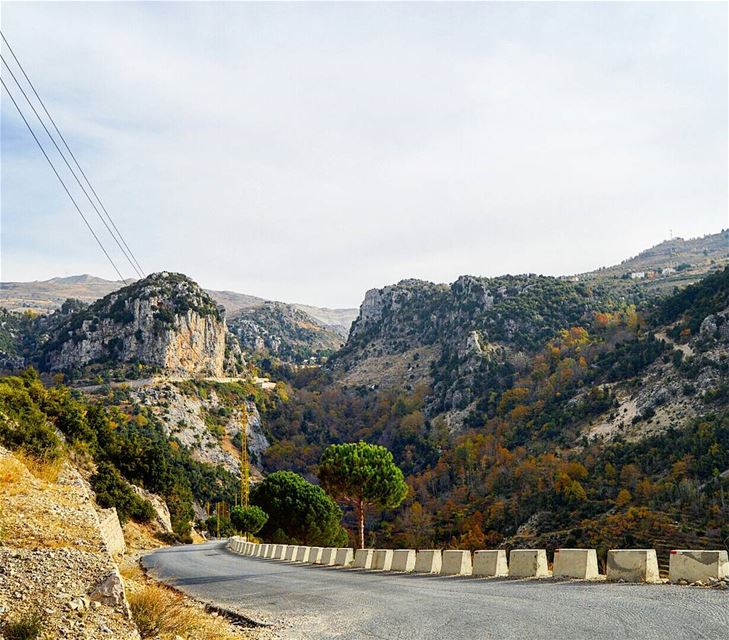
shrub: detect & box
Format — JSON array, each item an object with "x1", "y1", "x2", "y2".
[
  {"x1": 128, "y1": 583, "x2": 238, "y2": 640},
  {"x1": 2, "y1": 608, "x2": 44, "y2": 640},
  {"x1": 91, "y1": 462, "x2": 155, "y2": 524},
  {"x1": 0, "y1": 376, "x2": 62, "y2": 461}
]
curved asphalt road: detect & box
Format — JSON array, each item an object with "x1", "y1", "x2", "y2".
[{"x1": 143, "y1": 541, "x2": 728, "y2": 640}]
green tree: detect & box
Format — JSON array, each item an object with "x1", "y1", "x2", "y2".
[
  {"x1": 318, "y1": 442, "x2": 408, "y2": 548},
  {"x1": 230, "y1": 505, "x2": 268, "y2": 537},
  {"x1": 205, "y1": 514, "x2": 235, "y2": 538},
  {"x1": 253, "y1": 471, "x2": 347, "y2": 546}
]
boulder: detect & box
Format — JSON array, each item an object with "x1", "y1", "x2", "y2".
[{"x1": 90, "y1": 569, "x2": 126, "y2": 608}]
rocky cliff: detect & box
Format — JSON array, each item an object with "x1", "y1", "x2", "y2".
[
  {"x1": 334, "y1": 274, "x2": 624, "y2": 419},
  {"x1": 131, "y1": 380, "x2": 270, "y2": 476},
  {"x1": 39, "y1": 272, "x2": 228, "y2": 376}
]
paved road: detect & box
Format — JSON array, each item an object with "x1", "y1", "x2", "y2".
[{"x1": 143, "y1": 541, "x2": 729, "y2": 640}]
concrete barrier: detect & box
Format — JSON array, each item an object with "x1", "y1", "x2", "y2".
[
  {"x1": 262, "y1": 544, "x2": 271, "y2": 558},
  {"x1": 509, "y1": 549, "x2": 550, "y2": 578},
  {"x1": 334, "y1": 548, "x2": 354, "y2": 567},
  {"x1": 319, "y1": 548, "x2": 337, "y2": 565},
  {"x1": 553, "y1": 549, "x2": 599, "y2": 579},
  {"x1": 309, "y1": 547, "x2": 324, "y2": 563},
  {"x1": 414, "y1": 550, "x2": 442, "y2": 574},
  {"x1": 373, "y1": 549, "x2": 394, "y2": 571},
  {"x1": 391, "y1": 550, "x2": 416, "y2": 572},
  {"x1": 353, "y1": 549, "x2": 375, "y2": 569},
  {"x1": 253, "y1": 544, "x2": 263, "y2": 557},
  {"x1": 607, "y1": 549, "x2": 660, "y2": 583},
  {"x1": 669, "y1": 550, "x2": 729, "y2": 584},
  {"x1": 473, "y1": 550, "x2": 509, "y2": 577},
  {"x1": 285, "y1": 545, "x2": 299, "y2": 561},
  {"x1": 295, "y1": 546, "x2": 311, "y2": 563},
  {"x1": 442, "y1": 550, "x2": 472, "y2": 576}
]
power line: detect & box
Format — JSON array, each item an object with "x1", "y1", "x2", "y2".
[
  {"x1": 1, "y1": 76, "x2": 128, "y2": 284},
  {"x1": 1, "y1": 31, "x2": 145, "y2": 278},
  {"x1": 0, "y1": 50, "x2": 144, "y2": 280}
]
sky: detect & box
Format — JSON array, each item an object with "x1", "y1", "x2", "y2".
[{"x1": 1, "y1": 2, "x2": 727, "y2": 308}]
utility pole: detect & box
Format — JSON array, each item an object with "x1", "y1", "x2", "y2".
[{"x1": 240, "y1": 403, "x2": 250, "y2": 508}]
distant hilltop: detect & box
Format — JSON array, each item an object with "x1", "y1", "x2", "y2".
[
  {"x1": 0, "y1": 274, "x2": 359, "y2": 342},
  {"x1": 576, "y1": 230, "x2": 728, "y2": 288}
]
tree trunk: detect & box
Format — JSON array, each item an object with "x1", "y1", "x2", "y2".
[{"x1": 356, "y1": 498, "x2": 365, "y2": 549}]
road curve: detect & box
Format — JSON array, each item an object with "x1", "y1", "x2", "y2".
[{"x1": 142, "y1": 541, "x2": 728, "y2": 640}]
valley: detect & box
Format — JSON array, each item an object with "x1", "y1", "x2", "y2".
[{"x1": 1, "y1": 231, "x2": 728, "y2": 638}]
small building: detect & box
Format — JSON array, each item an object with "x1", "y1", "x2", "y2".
[
  {"x1": 253, "y1": 376, "x2": 276, "y2": 390},
  {"x1": 630, "y1": 271, "x2": 645, "y2": 280}
]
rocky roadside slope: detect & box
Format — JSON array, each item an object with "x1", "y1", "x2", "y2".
[
  {"x1": 0, "y1": 446, "x2": 140, "y2": 639},
  {"x1": 0, "y1": 447, "x2": 269, "y2": 640}
]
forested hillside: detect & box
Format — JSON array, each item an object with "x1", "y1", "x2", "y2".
[
  {"x1": 0, "y1": 369, "x2": 241, "y2": 541},
  {"x1": 257, "y1": 266, "x2": 729, "y2": 551}
]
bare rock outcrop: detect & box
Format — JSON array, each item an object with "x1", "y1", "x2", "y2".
[
  {"x1": 131, "y1": 486, "x2": 173, "y2": 534},
  {"x1": 40, "y1": 272, "x2": 228, "y2": 376},
  {"x1": 132, "y1": 381, "x2": 269, "y2": 475}
]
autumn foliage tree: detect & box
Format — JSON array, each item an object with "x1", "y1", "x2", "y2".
[{"x1": 318, "y1": 442, "x2": 408, "y2": 549}]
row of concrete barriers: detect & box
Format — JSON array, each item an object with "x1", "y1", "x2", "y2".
[{"x1": 228, "y1": 539, "x2": 728, "y2": 584}]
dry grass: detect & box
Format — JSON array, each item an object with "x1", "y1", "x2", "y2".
[
  {"x1": 13, "y1": 449, "x2": 65, "y2": 483},
  {"x1": 128, "y1": 582, "x2": 240, "y2": 640},
  {"x1": 0, "y1": 456, "x2": 23, "y2": 485},
  {"x1": 119, "y1": 563, "x2": 144, "y2": 581},
  {"x1": 1, "y1": 607, "x2": 44, "y2": 640}
]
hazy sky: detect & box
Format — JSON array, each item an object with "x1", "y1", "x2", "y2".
[{"x1": 1, "y1": 2, "x2": 727, "y2": 307}]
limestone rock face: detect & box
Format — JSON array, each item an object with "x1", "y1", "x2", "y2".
[
  {"x1": 700, "y1": 308, "x2": 729, "y2": 342},
  {"x1": 41, "y1": 272, "x2": 228, "y2": 376},
  {"x1": 97, "y1": 508, "x2": 126, "y2": 557},
  {"x1": 131, "y1": 486, "x2": 173, "y2": 534},
  {"x1": 131, "y1": 382, "x2": 269, "y2": 475}
]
